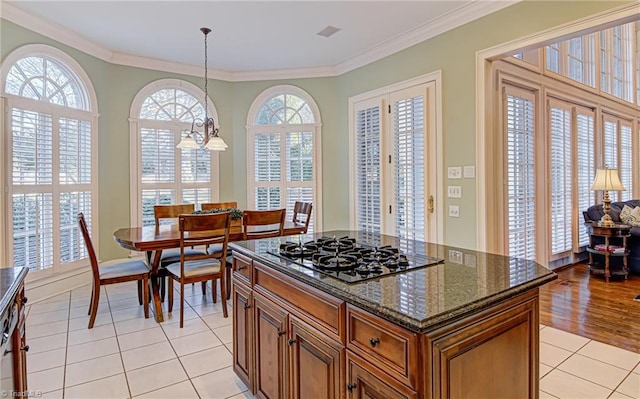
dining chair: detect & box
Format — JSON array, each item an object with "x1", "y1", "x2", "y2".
[
  {"x1": 201, "y1": 201, "x2": 238, "y2": 210},
  {"x1": 289, "y1": 201, "x2": 313, "y2": 234},
  {"x1": 166, "y1": 212, "x2": 231, "y2": 327},
  {"x1": 78, "y1": 212, "x2": 149, "y2": 328},
  {"x1": 202, "y1": 202, "x2": 238, "y2": 299},
  {"x1": 242, "y1": 208, "x2": 286, "y2": 240},
  {"x1": 154, "y1": 204, "x2": 207, "y2": 300}
]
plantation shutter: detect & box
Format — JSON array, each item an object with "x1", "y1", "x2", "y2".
[
  {"x1": 603, "y1": 117, "x2": 619, "y2": 202},
  {"x1": 549, "y1": 101, "x2": 572, "y2": 257},
  {"x1": 254, "y1": 132, "x2": 282, "y2": 210},
  {"x1": 619, "y1": 122, "x2": 633, "y2": 201},
  {"x1": 286, "y1": 131, "x2": 314, "y2": 232},
  {"x1": 575, "y1": 109, "x2": 595, "y2": 250},
  {"x1": 505, "y1": 87, "x2": 536, "y2": 261},
  {"x1": 140, "y1": 127, "x2": 176, "y2": 225},
  {"x1": 391, "y1": 88, "x2": 426, "y2": 241},
  {"x1": 355, "y1": 100, "x2": 382, "y2": 234},
  {"x1": 59, "y1": 116, "x2": 92, "y2": 264},
  {"x1": 11, "y1": 108, "x2": 55, "y2": 270}
]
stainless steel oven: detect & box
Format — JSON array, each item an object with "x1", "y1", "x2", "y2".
[{"x1": 0, "y1": 303, "x2": 19, "y2": 394}]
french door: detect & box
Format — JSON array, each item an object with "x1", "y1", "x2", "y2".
[{"x1": 351, "y1": 81, "x2": 438, "y2": 243}]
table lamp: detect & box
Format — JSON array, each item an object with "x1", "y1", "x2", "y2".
[{"x1": 590, "y1": 168, "x2": 625, "y2": 227}]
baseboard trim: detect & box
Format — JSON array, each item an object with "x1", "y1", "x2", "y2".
[{"x1": 25, "y1": 267, "x2": 91, "y2": 304}]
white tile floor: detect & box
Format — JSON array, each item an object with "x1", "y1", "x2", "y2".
[{"x1": 25, "y1": 281, "x2": 640, "y2": 399}]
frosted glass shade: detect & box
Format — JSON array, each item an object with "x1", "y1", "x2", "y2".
[
  {"x1": 590, "y1": 168, "x2": 625, "y2": 191},
  {"x1": 177, "y1": 135, "x2": 199, "y2": 149},
  {"x1": 205, "y1": 136, "x2": 228, "y2": 151}
]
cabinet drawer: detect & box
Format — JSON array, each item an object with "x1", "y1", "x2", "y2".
[
  {"x1": 232, "y1": 252, "x2": 253, "y2": 284},
  {"x1": 347, "y1": 305, "x2": 418, "y2": 389}
]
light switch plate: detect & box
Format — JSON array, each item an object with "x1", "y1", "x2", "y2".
[
  {"x1": 448, "y1": 166, "x2": 462, "y2": 179},
  {"x1": 448, "y1": 250, "x2": 463, "y2": 264},
  {"x1": 449, "y1": 205, "x2": 460, "y2": 217},
  {"x1": 447, "y1": 186, "x2": 462, "y2": 198},
  {"x1": 463, "y1": 166, "x2": 475, "y2": 178}
]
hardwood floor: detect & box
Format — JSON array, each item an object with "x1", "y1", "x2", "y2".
[{"x1": 539, "y1": 262, "x2": 640, "y2": 353}]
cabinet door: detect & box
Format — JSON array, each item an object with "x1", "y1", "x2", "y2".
[
  {"x1": 346, "y1": 352, "x2": 417, "y2": 399},
  {"x1": 232, "y1": 281, "x2": 254, "y2": 392},
  {"x1": 254, "y1": 294, "x2": 288, "y2": 399},
  {"x1": 289, "y1": 316, "x2": 344, "y2": 399}
]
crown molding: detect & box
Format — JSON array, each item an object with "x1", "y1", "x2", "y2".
[
  {"x1": 109, "y1": 51, "x2": 234, "y2": 81},
  {"x1": 2, "y1": 0, "x2": 518, "y2": 82},
  {"x1": 335, "y1": 0, "x2": 519, "y2": 74},
  {"x1": 1, "y1": 2, "x2": 112, "y2": 61},
  {"x1": 230, "y1": 66, "x2": 338, "y2": 82}
]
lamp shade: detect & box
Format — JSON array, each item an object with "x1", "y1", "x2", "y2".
[
  {"x1": 205, "y1": 136, "x2": 228, "y2": 151},
  {"x1": 177, "y1": 134, "x2": 199, "y2": 149},
  {"x1": 590, "y1": 168, "x2": 625, "y2": 191}
]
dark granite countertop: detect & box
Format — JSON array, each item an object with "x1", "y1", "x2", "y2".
[
  {"x1": 229, "y1": 230, "x2": 557, "y2": 333},
  {"x1": 0, "y1": 267, "x2": 28, "y2": 316}
]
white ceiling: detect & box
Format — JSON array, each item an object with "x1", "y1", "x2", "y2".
[{"x1": 3, "y1": 1, "x2": 516, "y2": 80}]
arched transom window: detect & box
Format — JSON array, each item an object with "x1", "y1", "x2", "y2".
[
  {"x1": 247, "y1": 86, "x2": 322, "y2": 233},
  {"x1": 131, "y1": 80, "x2": 219, "y2": 226},
  {"x1": 2, "y1": 45, "x2": 97, "y2": 274}
]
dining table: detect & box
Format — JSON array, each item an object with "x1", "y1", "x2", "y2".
[{"x1": 113, "y1": 219, "x2": 306, "y2": 322}]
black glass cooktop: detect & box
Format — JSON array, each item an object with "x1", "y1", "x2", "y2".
[{"x1": 267, "y1": 236, "x2": 444, "y2": 284}]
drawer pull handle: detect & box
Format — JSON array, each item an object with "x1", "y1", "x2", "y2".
[
  {"x1": 347, "y1": 383, "x2": 356, "y2": 392},
  {"x1": 277, "y1": 331, "x2": 285, "y2": 337},
  {"x1": 21, "y1": 345, "x2": 29, "y2": 352},
  {"x1": 369, "y1": 337, "x2": 380, "y2": 347},
  {"x1": 237, "y1": 265, "x2": 246, "y2": 270},
  {"x1": 243, "y1": 303, "x2": 251, "y2": 310},
  {"x1": 288, "y1": 338, "x2": 296, "y2": 346},
  {"x1": 21, "y1": 297, "x2": 28, "y2": 304}
]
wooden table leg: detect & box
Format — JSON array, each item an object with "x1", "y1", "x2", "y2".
[{"x1": 149, "y1": 250, "x2": 164, "y2": 322}]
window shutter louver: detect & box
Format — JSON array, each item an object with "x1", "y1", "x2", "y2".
[
  {"x1": 619, "y1": 123, "x2": 633, "y2": 201},
  {"x1": 393, "y1": 95, "x2": 426, "y2": 241},
  {"x1": 141, "y1": 128, "x2": 175, "y2": 183},
  {"x1": 505, "y1": 88, "x2": 536, "y2": 261},
  {"x1": 575, "y1": 111, "x2": 595, "y2": 250},
  {"x1": 59, "y1": 191, "x2": 91, "y2": 264},
  {"x1": 12, "y1": 193, "x2": 54, "y2": 270},
  {"x1": 603, "y1": 118, "x2": 620, "y2": 202},
  {"x1": 549, "y1": 104, "x2": 572, "y2": 256},
  {"x1": 355, "y1": 105, "x2": 382, "y2": 234}
]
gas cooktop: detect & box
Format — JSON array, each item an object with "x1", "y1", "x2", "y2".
[{"x1": 267, "y1": 236, "x2": 444, "y2": 283}]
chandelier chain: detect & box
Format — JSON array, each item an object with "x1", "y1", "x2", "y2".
[{"x1": 204, "y1": 29, "x2": 209, "y2": 120}]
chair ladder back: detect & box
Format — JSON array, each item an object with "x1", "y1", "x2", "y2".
[
  {"x1": 154, "y1": 204, "x2": 195, "y2": 233},
  {"x1": 179, "y1": 213, "x2": 231, "y2": 261},
  {"x1": 242, "y1": 209, "x2": 286, "y2": 239},
  {"x1": 292, "y1": 202, "x2": 313, "y2": 232}
]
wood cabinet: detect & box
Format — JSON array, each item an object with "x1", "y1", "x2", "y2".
[
  {"x1": 254, "y1": 293, "x2": 288, "y2": 399},
  {"x1": 289, "y1": 316, "x2": 344, "y2": 399},
  {"x1": 232, "y1": 276, "x2": 253, "y2": 391},
  {"x1": 14, "y1": 285, "x2": 28, "y2": 394},
  {"x1": 346, "y1": 352, "x2": 417, "y2": 399},
  {"x1": 232, "y1": 252, "x2": 541, "y2": 399}
]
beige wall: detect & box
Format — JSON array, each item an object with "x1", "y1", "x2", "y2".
[{"x1": 0, "y1": 1, "x2": 631, "y2": 262}]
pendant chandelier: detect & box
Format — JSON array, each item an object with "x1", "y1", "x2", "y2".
[{"x1": 177, "y1": 27, "x2": 228, "y2": 151}]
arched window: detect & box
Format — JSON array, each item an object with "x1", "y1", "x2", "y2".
[
  {"x1": 129, "y1": 79, "x2": 219, "y2": 226},
  {"x1": 1, "y1": 45, "x2": 98, "y2": 275},
  {"x1": 247, "y1": 86, "x2": 322, "y2": 232}
]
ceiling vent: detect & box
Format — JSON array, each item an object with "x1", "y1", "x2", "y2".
[{"x1": 317, "y1": 26, "x2": 341, "y2": 38}]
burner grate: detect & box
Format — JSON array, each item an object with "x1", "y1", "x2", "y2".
[{"x1": 269, "y1": 236, "x2": 444, "y2": 283}]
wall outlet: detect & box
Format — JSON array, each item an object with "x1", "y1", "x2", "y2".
[
  {"x1": 448, "y1": 205, "x2": 460, "y2": 217},
  {"x1": 448, "y1": 166, "x2": 462, "y2": 179},
  {"x1": 463, "y1": 166, "x2": 475, "y2": 179},
  {"x1": 448, "y1": 250, "x2": 463, "y2": 264},
  {"x1": 447, "y1": 186, "x2": 462, "y2": 198}
]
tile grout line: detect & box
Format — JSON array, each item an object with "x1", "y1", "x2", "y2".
[{"x1": 105, "y1": 286, "x2": 135, "y2": 399}]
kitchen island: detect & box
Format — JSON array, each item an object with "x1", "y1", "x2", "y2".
[{"x1": 229, "y1": 231, "x2": 556, "y2": 399}]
